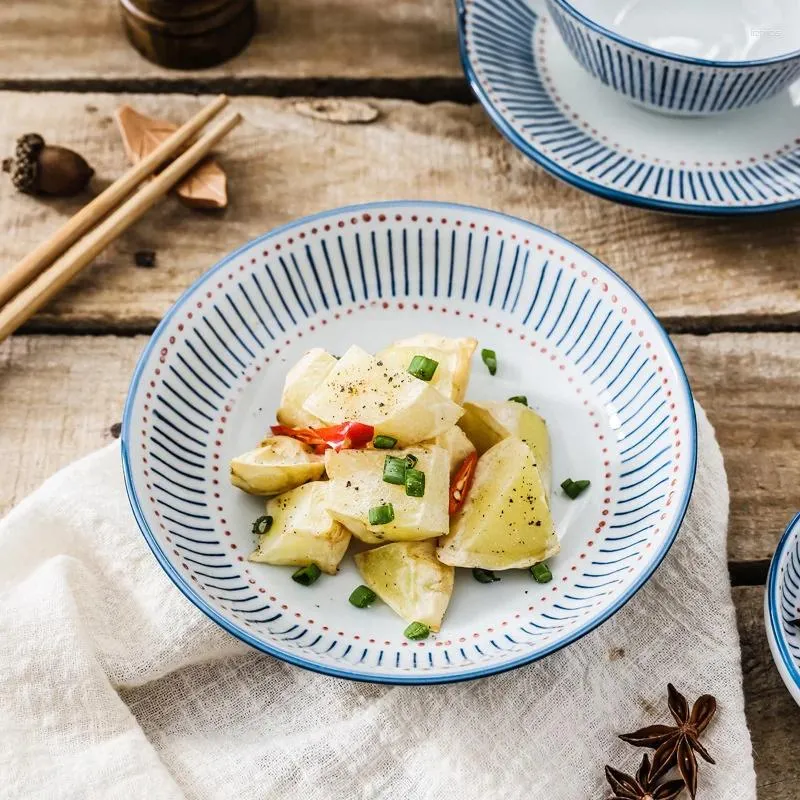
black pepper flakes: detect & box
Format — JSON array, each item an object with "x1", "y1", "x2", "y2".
[{"x1": 109, "y1": 421, "x2": 122, "y2": 438}]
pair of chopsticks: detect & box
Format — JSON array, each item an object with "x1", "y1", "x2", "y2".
[{"x1": 0, "y1": 95, "x2": 241, "y2": 344}]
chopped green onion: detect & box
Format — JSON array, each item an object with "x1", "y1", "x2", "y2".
[
  {"x1": 561, "y1": 478, "x2": 591, "y2": 499},
  {"x1": 408, "y1": 355, "x2": 439, "y2": 381},
  {"x1": 508, "y1": 395, "x2": 528, "y2": 406},
  {"x1": 373, "y1": 435, "x2": 398, "y2": 449},
  {"x1": 404, "y1": 621, "x2": 430, "y2": 640},
  {"x1": 472, "y1": 567, "x2": 500, "y2": 583},
  {"x1": 383, "y1": 455, "x2": 407, "y2": 485},
  {"x1": 481, "y1": 348, "x2": 497, "y2": 376},
  {"x1": 368, "y1": 503, "x2": 395, "y2": 525},
  {"x1": 251, "y1": 515, "x2": 273, "y2": 535},
  {"x1": 531, "y1": 562, "x2": 552, "y2": 583},
  {"x1": 404, "y1": 453, "x2": 418, "y2": 469},
  {"x1": 292, "y1": 563, "x2": 321, "y2": 586},
  {"x1": 405, "y1": 468, "x2": 426, "y2": 497},
  {"x1": 349, "y1": 585, "x2": 377, "y2": 608}
]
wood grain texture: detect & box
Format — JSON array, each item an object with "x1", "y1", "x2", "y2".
[
  {"x1": 736, "y1": 586, "x2": 800, "y2": 799},
  {"x1": 0, "y1": 336, "x2": 142, "y2": 516},
  {"x1": 676, "y1": 333, "x2": 800, "y2": 565},
  {"x1": 0, "y1": 93, "x2": 798, "y2": 333},
  {"x1": 0, "y1": 0, "x2": 460, "y2": 83},
  {"x1": 1, "y1": 333, "x2": 798, "y2": 566}
]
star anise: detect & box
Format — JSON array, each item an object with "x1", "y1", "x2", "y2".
[
  {"x1": 619, "y1": 684, "x2": 716, "y2": 799},
  {"x1": 605, "y1": 754, "x2": 685, "y2": 800}
]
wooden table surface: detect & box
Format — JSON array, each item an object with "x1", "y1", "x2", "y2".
[{"x1": 1, "y1": 1, "x2": 798, "y2": 794}]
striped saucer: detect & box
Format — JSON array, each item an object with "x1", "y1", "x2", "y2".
[
  {"x1": 122, "y1": 201, "x2": 697, "y2": 683},
  {"x1": 458, "y1": 0, "x2": 800, "y2": 215}
]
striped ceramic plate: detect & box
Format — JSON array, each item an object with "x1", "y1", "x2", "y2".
[
  {"x1": 458, "y1": 0, "x2": 800, "y2": 214},
  {"x1": 766, "y1": 514, "x2": 800, "y2": 706},
  {"x1": 122, "y1": 201, "x2": 697, "y2": 684}
]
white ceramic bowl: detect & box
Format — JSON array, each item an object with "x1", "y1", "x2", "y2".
[
  {"x1": 765, "y1": 513, "x2": 800, "y2": 707},
  {"x1": 546, "y1": 0, "x2": 800, "y2": 115},
  {"x1": 122, "y1": 201, "x2": 697, "y2": 684}
]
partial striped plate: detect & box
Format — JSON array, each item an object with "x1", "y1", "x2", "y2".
[
  {"x1": 766, "y1": 514, "x2": 800, "y2": 707},
  {"x1": 122, "y1": 201, "x2": 697, "y2": 683},
  {"x1": 458, "y1": 0, "x2": 800, "y2": 214}
]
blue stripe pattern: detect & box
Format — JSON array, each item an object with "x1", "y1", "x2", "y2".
[
  {"x1": 767, "y1": 514, "x2": 800, "y2": 703},
  {"x1": 546, "y1": 0, "x2": 800, "y2": 115},
  {"x1": 459, "y1": 0, "x2": 800, "y2": 214},
  {"x1": 122, "y1": 201, "x2": 697, "y2": 683}
]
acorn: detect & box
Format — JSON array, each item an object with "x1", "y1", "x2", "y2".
[{"x1": 2, "y1": 133, "x2": 94, "y2": 196}]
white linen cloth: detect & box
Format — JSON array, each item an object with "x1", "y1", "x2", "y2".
[{"x1": 0, "y1": 405, "x2": 755, "y2": 799}]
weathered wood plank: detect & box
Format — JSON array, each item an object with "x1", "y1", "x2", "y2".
[
  {"x1": 2, "y1": 333, "x2": 799, "y2": 565},
  {"x1": 0, "y1": 1, "x2": 461, "y2": 85},
  {"x1": 736, "y1": 585, "x2": 800, "y2": 800},
  {"x1": 1, "y1": 93, "x2": 798, "y2": 333},
  {"x1": 676, "y1": 333, "x2": 800, "y2": 565},
  {"x1": 0, "y1": 336, "x2": 141, "y2": 515}
]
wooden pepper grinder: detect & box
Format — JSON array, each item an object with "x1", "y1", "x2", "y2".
[{"x1": 119, "y1": 0, "x2": 256, "y2": 69}]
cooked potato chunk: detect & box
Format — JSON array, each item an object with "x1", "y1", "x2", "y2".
[
  {"x1": 480, "y1": 400, "x2": 551, "y2": 497},
  {"x1": 423, "y1": 425, "x2": 476, "y2": 475},
  {"x1": 377, "y1": 333, "x2": 477, "y2": 403},
  {"x1": 229, "y1": 436, "x2": 325, "y2": 495},
  {"x1": 457, "y1": 401, "x2": 511, "y2": 455},
  {"x1": 354, "y1": 540, "x2": 454, "y2": 631},
  {"x1": 276, "y1": 348, "x2": 338, "y2": 427},
  {"x1": 303, "y1": 345, "x2": 462, "y2": 445},
  {"x1": 249, "y1": 481, "x2": 350, "y2": 574},
  {"x1": 324, "y1": 445, "x2": 450, "y2": 543},
  {"x1": 438, "y1": 437, "x2": 559, "y2": 570}
]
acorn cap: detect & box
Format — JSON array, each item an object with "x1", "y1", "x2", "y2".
[{"x1": 7, "y1": 133, "x2": 46, "y2": 193}]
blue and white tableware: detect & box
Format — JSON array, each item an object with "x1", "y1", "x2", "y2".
[
  {"x1": 458, "y1": 0, "x2": 800, "y2": 214},
  {"x1": 122, "y1": 201, "x2": 697, "y2": 684},
  {"x1": 546, "y1": 0, "x2": 800, "y2": 115},
  {"x1": 765, "y1": 513, "x2": 800, "y2": 707}
]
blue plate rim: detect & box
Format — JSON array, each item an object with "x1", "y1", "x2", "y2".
[
  {"x1": 766, "y1": 512, "x2": 800, "y2": 692},
  {"x1": 547, "y1": 0, "x2": 800, "y2": 67},
  {"x1": 121, "y1": 199, "x2": 698, "y2": 685},
  {"x1": 455, "y1": 0, "x2": 800, "y2": 217}
]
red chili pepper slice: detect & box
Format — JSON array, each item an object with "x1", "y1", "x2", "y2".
[
  {"x1": 449, "y1": 451, "x2": 478, "y2": 515},
  {"x1": 271, "y1": 422, "x2": 375, "y2": 452}
]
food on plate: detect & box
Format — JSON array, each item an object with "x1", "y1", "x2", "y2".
[
  {"x1": 377, "y1": 333, "x2": 477, "y2": 403},
  {"x1": 456, "y1": 401, "x2": 510, "y2": 455},
  {"x1": 302, "y1": 345, "x2": 463, "y2": 445},
  {"x1": 479, "y1": 399, "x2": 551, "y2": 497},
  {"x1": 248, "y1": 481, "x2": 350, "y2": 574},
  {"x1": 354, "y1": 540, "x2": 454, "y2": 631},
  {"x1": 424, "y1": 425, "x2": 475, "y2": 476},
  {"x1": 325, "y1": 445, "x2": 450, "y2": 543},
  {"x1": 229, "y1": 436, "x2": 325, "y2": 495},
  {"x1": 561, "y1": 477, "x2": 591, "y2": 499},
  {"x1": 437, "y1": 437, "x2": 558, "y2": 570},
  {"x1": 232, "y1": 332, "x2": 562, "y2": 636},
  {"x1": 276, "y1": 348, "x2": 338, "y2": 427}
]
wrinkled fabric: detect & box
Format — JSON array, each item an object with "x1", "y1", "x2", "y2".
[{"x1": 0, "y1": 405, "x2": 755, "y2": 799}]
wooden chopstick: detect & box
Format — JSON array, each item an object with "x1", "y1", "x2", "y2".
[
  {"x1": 0, "y1": 94, "x2": 229, "y2": 309},
  {"x1": 0, "y1": 112, "x2": 242, "y2": 344}
]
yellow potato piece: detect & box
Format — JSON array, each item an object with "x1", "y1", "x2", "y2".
[
  {"x1": 249, "y1": 481, "x2": 350, "y2": 575},
  {"x1": 438, "y1": 437, "x2": 559, "y2": 570},
  {"x1": 480, "y1": 401, "x2": 551, "y2": 498},
  {"x1": 354, "y1": 540, "x2": 454, "y2": 631},
  {"x1": 302, "y1": 345, "x2": 462, "y2": 446},
  {"x1": 276, "y1": 348, "x2": 338, "y2": 427},
  {"x1": 457, "y1": 401, "x2": 511, "y2": 455},
  {"x1": 377, "y1": 333, "x2": 477, "y2": 403},
  {"x1": 423, "y1": 425, "x2": 475, "y2": 476},
  {"x1": 324, "y1": 445, "x2": 450, "y2": 544},
  {"x1": 229, "y1": 436, "x2": 325, "y2": 495}
]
